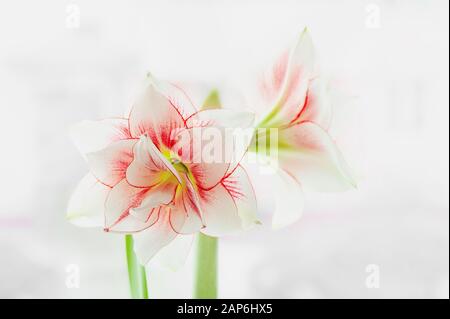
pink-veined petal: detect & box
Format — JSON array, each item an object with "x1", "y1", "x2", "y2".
[
  {"x1": 132, "y1": 211, "x2": 178, "y2": 265},
  {"x1": 128, "y1": 82, "x2": 185, "y2": 148},
  {"x1": 70, "y1": 118, "x2": 131, "y2": 158},
  {"x1": 86, "y1": 139, "x2": 137, "y2": 187},
  {"x1": 148, "y1": 74, "x2": 198, "y2": 119},
  {"x1": 104, "y1": 179, "x2": 155, "y2": 232},
  {"x1": 189, "y1": 162, "x2": 230, "y2": 190},
  {"x1": 294, "y1": 78, "x2": 333, "y2": 129},
  {"x1": 169, "y1": 206, "x2": 204, "y2": 235},
  {"x1": 126, "y1": 135, "x2": 182, "y2": 188},
  {"x1": 259, "y1": 29, "x2": 316, "y2": 127},
  {"x1": 271, "y1": 169, "x2": 305, "y2": 229},
  {"x1": 168, "y1": 176, "x2": 204, "y2": 234},
  {"x1": 129, "y1": 182, "x2": 177, "y2": 221},
  {"x1": 222, "y1": 165, "x2": 259, "y2": 229},
  {"x1": 111, "y1": 207, "x2": 161, "y2": 233},
  {"x1": 66, "y1": 173, "x2": 111, "y2": 227},
  {"x1": 172, "y1": 127, "x2": 230, "y2": 190},
  {"x1": 199, "y1": 184, "x2": 242, "y2": 236},
  {"x1": 278, "y1": 122, "x2": 356, "y2": 192}
]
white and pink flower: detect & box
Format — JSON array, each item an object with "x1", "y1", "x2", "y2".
[
  {"x1": 246, "y1": 28, "x2": 357, "y2": 228},
  {"x1": 67, "y1": 76, "x2": 258, "y2": 265}
]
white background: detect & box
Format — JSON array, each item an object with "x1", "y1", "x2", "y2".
[{"x1": 0, "y1": 0, "x2": 448, "y2": 298}]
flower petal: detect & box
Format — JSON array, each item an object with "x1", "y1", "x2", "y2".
[
  {"x1": 86, "y1": 139, "x2": 137, "y2": 187},
  {"x1": 172, "y1": 127, "x2": 230, "y2": 190},
  {"x1": 111, "y1": 208, "x2": 161, "y2": 233},
  {"x1": 295, "y1": 78, "x2": 333, "y2": 129},
  {"x1": 278, "y1": 122, "x2": 356, "y2": 192},
  {"x1": 129, "y1": 182, "x2": 177, "y2": 221},
  {"x1": 148, "y1": 74, "x2": 198, "y2": 119},
  {"x1": 104, "y1": 179, "x2": 156, "y2": 232},
  {"x1": 133, "y1": 211, "x2": 178, "y2": 265},
  {"x1": 199, "y1": 184, "x2": 242, "y2": 236},
  {"x1": 168, "y1": 176, "x2": 204, "y2": 234},
  {"x1": 271, "y1": 169, "x2": 305, "y2": 229},
  {"x1": 189, "y1": 162, "x2": 230, "y2": 190},
  {"x1": 222, "y1": 165, "x2": 259, "y2": 229},
  {"x1": 70, "y1": 118, "x2": 131, "y2": 158},
  {"x1": 126, "y1": 135, "x2": 182, "y2": 188},
  {"x1": 259, "y1": 29, "x2": 315, "y2": 127},
  {"x1": 169, "y1": 206, "x2": 204, "y2": 235},
  {"x1": 128, "y1": 82, "x2": 185, "y2": 148},
  {"x1": 153, "y1": 234, "x2": 194, "y2": 271},
  {"x1": 66, "y1": 173, "x2": 111, "y2": 227}
]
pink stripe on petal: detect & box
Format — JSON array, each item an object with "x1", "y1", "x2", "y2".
[
  {"x1": 128, "y1": 83, "x2": 186, "y2": 148},
  {"x1": 126, "y1": 135, "x2": 182, "y2": 188},
  {"x1": 294, "y1": 78, "x2": 333, "y2": 130},
  {"x1": 200, "y1": 183, "x2": 242, "y2": 236},
  {"x1": 86, "y1": 139, "x2": 137, "y2": 187},
  {"x1": 222, "y1": 165, "x2": 258, "y2": 229},
  {"x1": 129, "y1": 183, "x2": 177, "y2": 221},
  {"x1": 104, "y1": 179, "x2": 150, "y2": 232},
  {"x1": 259, "y1": 30, "x2": 316, "y2": 127}
]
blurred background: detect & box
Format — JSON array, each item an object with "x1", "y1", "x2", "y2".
[{"x1": 0, "y1": 0, "x2": 448, "y2": 298}]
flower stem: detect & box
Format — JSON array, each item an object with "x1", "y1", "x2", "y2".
[
  {"x1": 194, "y1": 233, "x2": 218, "y2": 298},
  {"x1": 193, "y1": 90, "x2": 221, "y2": 299},
  {"x1": 125, "y1": 234, "x2": 148, "y2": 299}
]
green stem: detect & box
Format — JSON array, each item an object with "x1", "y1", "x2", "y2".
[
  {"x1": 193, "y1": 90, "x2": 221, "y2": 299},
  {"x1": 125, "y1": 234, "x2": 148, "y2": 299},
  {"x1": 194, "y1": 233, "x2": 218, "y2": 298}
]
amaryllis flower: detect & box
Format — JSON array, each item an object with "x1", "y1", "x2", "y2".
[
  {"x1": 246, "y1": 28, "x2": 356, "y2": 228},
  {"x1": 67, "y1": 76, "x2": 258, "y2": 265}
]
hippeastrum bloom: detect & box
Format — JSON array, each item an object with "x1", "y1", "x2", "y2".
[
  {"x1": 246, "y1": 28, "x2": 356, "y2": 228},
  {"x1": 67, "y1": 76, "x2": 258, "y2": 265}
]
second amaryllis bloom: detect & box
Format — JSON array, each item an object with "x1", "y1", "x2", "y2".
[
  {"x1": 67, "y1": 76, "x2": 258, "y2": 265},
  {"x1": 247, "y1": 28, "x2": 357, "y2": 228}
]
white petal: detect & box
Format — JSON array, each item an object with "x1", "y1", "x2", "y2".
[
  {"x1": 259, "y1": 29, "x2": 316, "y2": 127},
  {"x1": 189, "y1": 162, "x2": 230, "y2": 190},
  {"x1": 66, "y1": 173, "x2": 110, "y2": 227},
  {"x1": 104, "y1": 179, "x2": 152, "y2": 232},
  {"x1": 279, "y1": 122, "x2": 356, "y2": 192},
  {"x1": 129, "y1": 183, "x2": 177, "y2": 221},
  {"x1": 272, "y1": 169, "x2": 305, "y2": 229},
  {"x1": 222, "y1": 165, "x2": 259, "y2": 229},
  {"x1": 86, "y1": 139, "x2": 137, "y2": 187},
  {"x1": 133, "y1": 212, "x2": 178, "y2": 265},
  {"x1": 169, "y1": 207, "x2": 204, "y2": 234},
  {"x1": 296, "y1": 78, "x2": 333, "y2": 129},
  {"x1": 153, "y1": 234, "x2": 194, "y2": 271},
  {"x1": 111, "y1": 208, "x2": 161, "y2": 233},
  {"x1": 128, "y1": 81, "x2": 185, "y2": 147},
  {"x1": 200, "y1": 183, "x2": 242, "y2": 236},
  {"x1": 147, "y1": 74, "x2": 198, "y2": 119},
  {"x1": 69, "y1": 118, "x2": 131, "y2": 158}
]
